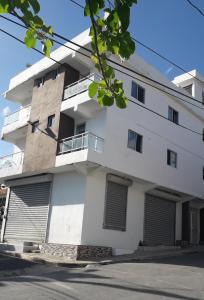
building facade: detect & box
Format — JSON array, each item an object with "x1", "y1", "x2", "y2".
[{"x1": 0, "y1": 29, "x2": 204, "y2": 258}]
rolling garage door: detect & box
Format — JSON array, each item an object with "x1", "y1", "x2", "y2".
[
  {"x1": 4, "y1": 182, "x2": 51, "y2": 242},
  {"x1": 144, "y1": 194, "x2": 176, "y2": 246}
]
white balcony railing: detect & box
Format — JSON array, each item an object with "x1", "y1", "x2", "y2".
[
  {"x1": 58, "y1": 132, "x2": 104, "y2": 155},
  {"x1": 0, "y1": 152, "x2": 24, "y2": 175},
  {"x1": 4, "y1": 105, "x2": 31, "y2": 126},
  {"x1": 63, "y1": 73, "x2": 100, "y2": 100}
]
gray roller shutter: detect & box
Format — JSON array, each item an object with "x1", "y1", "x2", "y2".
[
  {"x1": 144, "y1": 194, "x2": 176, "y2": 246},
  {"x1": 4, "y1": 182, "x2": 51, "y2": 242},
  {"x1": 103, "y1": 181, "x2": 128, "y2": 231}
]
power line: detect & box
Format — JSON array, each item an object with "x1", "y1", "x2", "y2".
[
  {"x1": 185, "y1": 0, "x2": 204, "y2": 17},
  {"x1": 66, "y1": 0, "x2": 204, "y2": 85},
  {"x1": 0, "y1": 26, "x2": 203, "y2": 137},
  {"x1": 1, "y1": 14, "x2": 204, "y2": 109}
]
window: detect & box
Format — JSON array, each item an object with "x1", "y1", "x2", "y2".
[
  {"x1": 202, "y1": 92, "x2": 204, "y2": 105},
  {"x1": 76, "y1": 123, "x2": 86, "y2": 135},
  {"x1": 203, "y1": 167, "x2": 204, "y2": 180},
  {"x1": 202, "y1": 129, "x2": 204, "y2": 142},
  {"x1": 35, "y1": 77, "x2": 45, "y2": 88},
  {"x1": 127, "y1": 130, "x2": 143, "y2": 153},
  {"x1": 47, "y1": 115, "x2": 55, "y2": 128},
  {"x1": 183, "y1": 84, "x2": 192, "y2": 95},
  {"x1": 103, "y1": 180, "x2": 128, "y2": 231},
  {"x1": 31, "y1": 121, "x2": 39, "y2": 133},
  {"x1": 167, "y1": 149, "x2": 177, "y2": 168},
  {"x1": 131, "y1": 81, "x2": 145, "y2": 103},
  {"x1": 168, "y1": 106, "x2": 179, "y2": 124},
  {"x1": 52, "y1": 69, "x2": 59, "y2": 80}
]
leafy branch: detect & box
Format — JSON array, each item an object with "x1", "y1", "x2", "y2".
[{"x1": 0, "y1": 0, "x2": 137, "y2": 108}]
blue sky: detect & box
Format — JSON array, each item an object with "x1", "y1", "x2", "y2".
[{"x1": 0, "y1": 0, "x2": 203, "y2": 156}]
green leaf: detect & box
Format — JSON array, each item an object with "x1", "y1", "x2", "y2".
[
  {"x1": 24, "y1": 28, "x2": 36, "y2": 48},
  {"x1": 88, "y1": 81, "x2": 98, "y2": 98},
  {"x1": 28, "y1": 0, "x2": 40, "y2": 14},
  {"x1": 0, "y1": 0, "x2": 9, "y2": 13},
  {"x1": 43, "y1": 39, "x2": 52, "y2": 57},
  {"x1": 115, "y1": 95, "x2": 128, "y2": 109}
]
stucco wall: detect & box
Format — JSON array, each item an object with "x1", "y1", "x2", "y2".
[
  {"x1": 47, "y1": 172, "x2": 86, "y2": 245},
  {"x1": 81, "y1": 171, "x2": 145, "y2": 253}
]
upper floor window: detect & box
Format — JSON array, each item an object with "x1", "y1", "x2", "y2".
[
  {"x1": 131, "y1": 81, "x2": 145, "y2": 103},
  {"x1": 168, "y1": 106, "x2": 179, "y2": 124},
  {"x1": 35, "y1": 77, "x2": 45, "y2": 88},
  {"x1": 76, "y1": 123, "x2": 86, "y2": 135},
  {"x1": 202, "y1": 92, "x2": 204, "y2": 105},
  {"x1": 167, "y1": 149, "x2": 177, "y2": 168},
  {"x1": 183, "y1": 84, "x2": 192, "y2": 95},
  {"x1": 31, "y1": 120, "x2": 39, "y2": 133},
  {"x1": 127, "y1": 129, "x2": 143, "y2": 153},
  {"x1": 47, "y1": 115, "x2": 55, "y2": 128}
]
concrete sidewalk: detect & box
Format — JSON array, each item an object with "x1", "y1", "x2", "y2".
[{"x1": 1, "y1": 245, "x2": 204, "y2": 268}]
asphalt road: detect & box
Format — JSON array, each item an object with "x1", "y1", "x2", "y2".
[{"x1": 0, "y1": 252, "x2": 204, "y2": 300}]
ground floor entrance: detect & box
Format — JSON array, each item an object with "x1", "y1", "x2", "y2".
[
  {"x1": 3, "y1": 181, "x2": 51, "y2": 243},
  {"x1": 144, "y1": 194, "x2": 176, "y2": 246}
]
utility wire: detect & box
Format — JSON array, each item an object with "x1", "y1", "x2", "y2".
[
  {"x1": 67, "y1": 0, "x2": 204, "y2": 85},
  {"x1": 0, "y1": 26, "x2": 202, "y2": 138},
  {"x1": 1, "y1": 14, "x2": 204, "y2": 112},
  {"x1": 185, "y1": 0, "x2": 204, "y2": 17},
  {"x1": 0, "y1": 14, "x2": 204, "y2": 109}
]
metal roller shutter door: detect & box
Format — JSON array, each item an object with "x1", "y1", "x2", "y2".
[
  {"x1": 144, "y1": 194, "x2": 176, "y2": 246},
  {"x1": 4, "y1": 182, "x2": 51, "y2": 242}
]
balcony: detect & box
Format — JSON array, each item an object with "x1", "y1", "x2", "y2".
[
  {"x1": 61, "y1": 73, "x2": 102, "y2": 119},
  {"x1": 2, "y1": 105, "x2": 31, "y2": 141},
  {"x1": 0, "y1": 152, "x2": 24, "y2": 180},
  {"x1": 56, "y1": 132, "x2": 104, "y2": 168}
]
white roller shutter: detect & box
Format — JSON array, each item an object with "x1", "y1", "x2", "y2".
[{"x1": 4, "y1": 182, "x2": 51, "y2": 242}]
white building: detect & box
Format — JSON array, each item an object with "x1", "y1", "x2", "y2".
[{"x1": 0, "y1": 29, "x2": 204, "y2": 259}]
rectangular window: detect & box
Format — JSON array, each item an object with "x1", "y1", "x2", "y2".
[
  {"x1": 35, "y1": 77, "x2": 45, "y2": 88},
  {"x1": 103, "y1": 180, "x2": 128, "y2": 231},
  {"x1": 183, "y1": 84, "x2": 192, "y2": 95},
  {"x1": 202, "y1": 92, "x2": 204, "y2": 105},
  {"x1": 127, "y1": 130, "x2": 143, "y2": 153},
  {"x1": 168, "y1": 106, "x2": 179, "y2": 124},
  {"x1": 31, "y1": 121, "x2": 39, "y2": 133},
  {"x1": 76, "y1": 123, "x2": 86, "y2": 135},
  {"x1": 47, "y1": 115, "x2": 55, "y2": 128},
  {"x1": 167, "y1": 149, "x2": 177, "y2": 168},
  {"x1": 131, "y1": 81, "x2": 145, "y2": 103}
]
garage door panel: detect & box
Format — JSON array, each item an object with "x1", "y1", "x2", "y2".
[
  {"x1": 144, "y1": 194, "x2": 176, "y2": 246},
  {"x1": 4, "y1": 182, "x2": 51, "y2": 242}
]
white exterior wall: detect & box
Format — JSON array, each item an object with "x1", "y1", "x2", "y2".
[
  {"x1": 81, "y1": 171, "x2": 145, "y2": 253},
  {"x1": 100, "y1": 69, "x2": 204, "y2": 199},
  {"x1": 47, "y1": 172, "x2": 86, "y2": 245}
]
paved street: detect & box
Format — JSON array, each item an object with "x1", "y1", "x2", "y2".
[{"x1": 0, "y1": 252, "x2": 204, "y2": 299}]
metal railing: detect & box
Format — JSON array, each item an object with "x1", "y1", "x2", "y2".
[
  {"x1": 63, "y1": 73, "x2": 100, "y2": 100},
  {"x1": 58, "y1": 132, "x2": 104, "y2": 154},
  {"x1": 0, "y1": 152, "x2": 24, "y2": 170},
  {"x1": 4, "y1": 105, "x2": 31, "y2": 126}
]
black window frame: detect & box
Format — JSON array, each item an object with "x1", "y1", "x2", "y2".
[
  {"x1": 31, "y1": 120, "x2": 39, "y2": 133},
  {"x1": 167, "y1": 149, "x2": 177, "y2": 168},
  {"x1": 131, "y1": 81, "x2": 145, "y2": 103},
  {"x1": 168, "y1": 106, "x2": 179, "y2": 124},
  {"x1": 47, "y1": 115, "x2": 55, "y2": 128},
  {"x1": 127, "y1": 129, "x2": 143, "y2": 153}
]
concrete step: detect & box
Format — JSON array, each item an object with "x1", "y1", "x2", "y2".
[{"x1": 0, "y1": 241, "x2": 40, "y2": 254}]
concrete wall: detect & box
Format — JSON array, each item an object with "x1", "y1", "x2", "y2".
[
  {"x1": 23, "y1": 68, "x2": 66, "y2": 173},
  {"x1": 47, "y1": 171, "x2": 86, "y2": 245},
  {"x1": 81, "y1": 170, "x2": 145, "y2": 254}
]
